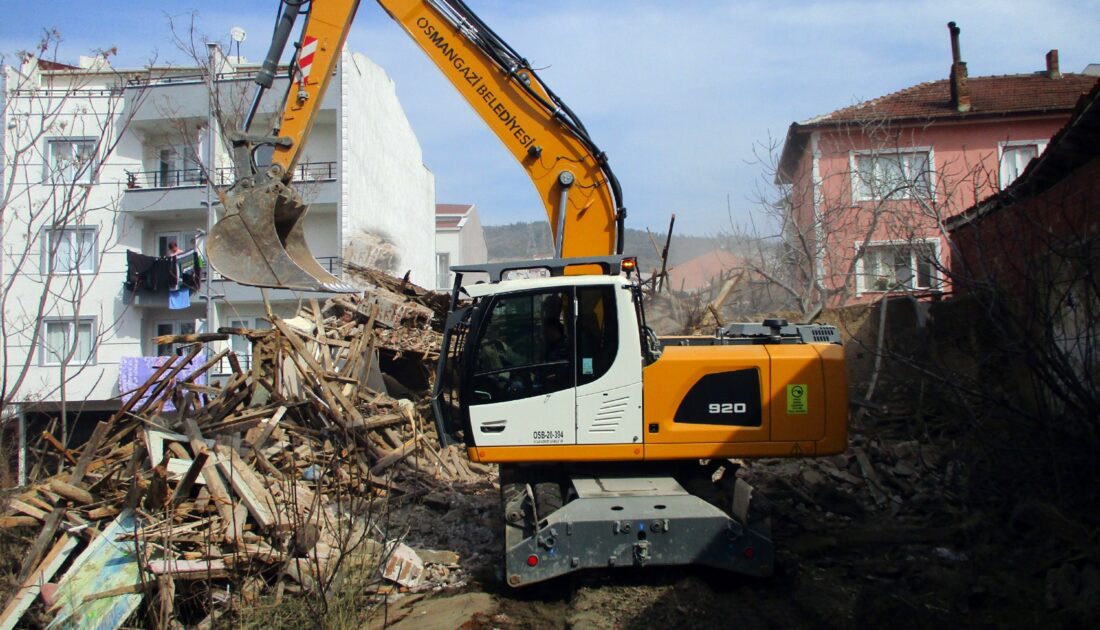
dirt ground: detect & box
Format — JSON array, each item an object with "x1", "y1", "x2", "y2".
[{"x1": 377, "y1": 425, "x2": 1098, "y2": 630}]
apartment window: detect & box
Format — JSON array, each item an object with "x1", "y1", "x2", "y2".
[
  {"x1": 155, "y1": 320, "x2": 196, "y2": 356},
  {"x1": 852, "y1": 150, "x2": 933, "y2": 201},
  {"x1": 436, "y1": 252, "x2": 451, "y2": 290},
  {"x1": 41, "y1": 318, "x2": 96, "y2": 366},
  {"x1": 157, "y1": 144, "x2": 202, "y2": 187},
  {"x1": 47, "y1": 138, "x2": 96, "y2": 184},
  {"x1": 156, "y1": 232, "x2": 198, "y2": 257},
  {"x1": 999, "y1": 142, "x2": 1043, "y2": 189},
  {"x1": 43, "y1": 227, "x2": 97, "y2": 274},
  {"x1": 858, "y1": 241, "x2": 939, "y2": 293}
]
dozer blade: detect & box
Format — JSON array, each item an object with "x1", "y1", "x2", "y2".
[{"x1": 209, "y1": 181, "x2": 356, "y2": 293}]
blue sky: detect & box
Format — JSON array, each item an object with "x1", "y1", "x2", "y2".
[{"x1": 2, "y1": 1, "x2": 1097, "y2": 235}]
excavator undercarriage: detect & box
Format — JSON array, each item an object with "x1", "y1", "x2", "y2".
[{"x1": 500, "y1": 462, "x2": 773, "y2": 586}]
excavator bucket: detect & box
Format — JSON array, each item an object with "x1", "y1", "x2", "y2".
[{"x1": 208, "y1": 181, "x2": 356, "y2": 293}]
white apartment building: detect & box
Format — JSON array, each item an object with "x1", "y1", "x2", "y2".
[
  {"x1": 1, "y1": 45, "x2": 436, "y2": 419},
  {"x1": 434, "y1": 203, "x2": 487, "y2": 289}
]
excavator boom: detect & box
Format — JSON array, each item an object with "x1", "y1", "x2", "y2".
[{"x1": 209, "y1": 0, "x2": 625, "y2": 291}]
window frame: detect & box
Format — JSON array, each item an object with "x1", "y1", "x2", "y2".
[
  {"x1": 436, "y1": 252, "x2": 452, "y2": 290},
  {"x1": 39, "y1": 316, "x2": 97, "y2": 367},
  {"x1": 156, "y1": 142, "x2": 204, "y2": 187},
  {"x1": 155, "y1": 231, "x2": 199, "y2": 257},
  {"x1": 998, "y1": 140, "x2": 1047, "y2": 190},
  {"x1": 40, "y1": 226, "x2": 98, "y2": 275},
  {"x1": 854, "y1": 238, "x2": 942, "y2": 295},
  {"x1": 849, "y1": 147, "x2": 935, "y2": 202},
  {"x1": 466, "y1": 287, "x2": 577, "y2": 406},
  {"x1": 154, "y1": 319, "x2": 198, "y2": 357},
  {"x1": 45, "y1": 137, "x2": 97, "y2": 185}
]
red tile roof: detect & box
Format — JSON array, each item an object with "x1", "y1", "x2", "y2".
[
  {"x1": 778, "y1": 73, "x2": 1098, "y2": 182},
  {"x1": 666, "y1": 249, "x2": 745, "y2": 294},
  {"x1": 38, "y1": 59, "x2": 80, "y2": 71},
  {"x1": 436, "y1": 203, "x2": 473, "y2": 216},
  {"x1": 436, "y1": 216, "x2": 463, "y2": 229},
  {"x1": 806, "y1": 73, "x2": 1097, "y2": 125}
]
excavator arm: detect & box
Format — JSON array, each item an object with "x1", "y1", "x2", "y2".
[{"x1": 209, "y1": 0, "x2": 626, "y2": 291}]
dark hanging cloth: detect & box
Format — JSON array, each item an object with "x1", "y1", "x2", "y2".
[{"x1": 125, "y1": 250, "x2": 182, "y2": 293}]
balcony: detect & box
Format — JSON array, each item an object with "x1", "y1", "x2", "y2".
[
  {"x1": 120, "y1": 162, "x2": 338, "y2": 217},
  {"x1": 125, "y1": 75, "x2": 340, "y2": 128},
  {"x1": 125, "y1": 256, "x2": 345, "y2": 307}
]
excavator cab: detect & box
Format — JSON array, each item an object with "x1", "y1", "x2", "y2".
[{"x1": 432, "y1": 256, "x2": 642, "y2": 451}]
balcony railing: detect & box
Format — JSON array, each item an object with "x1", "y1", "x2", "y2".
[
  {"x1": 126, "y1": 69, "x2": 266, "y2": 87},
  {"x1": 214, "y1": 352, "x2": 252, "y2": 376},
  {"x1": 210, "y1": 256, "x2": 343, "y2": 282},
  {"x1": 125, "y1": 161, "x2": 337, "y2": 191}
]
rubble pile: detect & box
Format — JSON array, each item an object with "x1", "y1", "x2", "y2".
[
  {"x1": 0, "y1": 280, "x2": 489, "y2": 628},
  {"x1": 742, "y1": 430, "x2": 969, "y2": 553}
]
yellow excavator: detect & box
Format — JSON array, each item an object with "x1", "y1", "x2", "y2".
[{"x1": 208, "y1": 0, "x2": 849, "y2": 587}]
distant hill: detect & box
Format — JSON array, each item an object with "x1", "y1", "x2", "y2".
[{"x1": 483, "y1": 222, "x2": 727, "y2": 272}]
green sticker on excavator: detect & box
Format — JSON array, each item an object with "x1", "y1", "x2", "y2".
[{"x1": 787, "y1": 384, "x2": 808, "y2": 414}]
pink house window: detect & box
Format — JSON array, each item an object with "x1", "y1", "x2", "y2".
[
  {"x1": 857, "y1": 240, "x2": 939, "y2": 293},
  {"x1": 999, "y1": 142, "x2": 1044, "y2": 189},
  {"x1": 852, "y1": 150, "x2": 933, "y2": 201}
]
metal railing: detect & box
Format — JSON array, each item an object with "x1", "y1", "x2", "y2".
[
  {"x1": 214, "y1": 353, "x2": 252, "y2": 376},
  {"x1": 210, "y1": 256, "x2": 343, "y2": 282},
  {"x1": 125, "y1": 69, "x2": 265, "y2": 87},
  {"x1": 125, "y1": 161, "x2": 337, "y2": 191}
]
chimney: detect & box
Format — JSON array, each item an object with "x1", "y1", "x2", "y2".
[
  {"x1": 947, "y1": 22, "x2": 971, "y2": 113},
  {"x1": 1046, "y1": 49, "x2": 1062, "y2": 79}
]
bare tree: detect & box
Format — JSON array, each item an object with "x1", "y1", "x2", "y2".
[{"x1": 0, "y1": 32, "x2": 153, "y2": 478}]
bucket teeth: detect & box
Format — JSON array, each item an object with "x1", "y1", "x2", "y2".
[{"x1": 208, "y1": 181, "x2": 357, "y2": 293}]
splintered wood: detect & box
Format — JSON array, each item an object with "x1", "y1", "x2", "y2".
[{"x1": 0, "y1": 281, "x2": 474, "y2": 628}]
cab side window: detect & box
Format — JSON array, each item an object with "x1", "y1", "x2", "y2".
[
  {"x1": 576, "y1": 286, "x2": 618, "y2": 386},
  {"x1": 469, "y1": 289, "x2": 574, "y2": 404}
]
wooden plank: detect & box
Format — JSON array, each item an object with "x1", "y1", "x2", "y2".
[
  {"x1": 311, "y1": 298, "x2": 334, "y2": 372},
  {"x1": 151, "y1": 332, "x2": 228, "y2": 345},
  {"x1": 369, "y1": 435, "x2": 423, "y2": 476},
  {"x1": 0, "y1": 516, "x2": 37, "y2": 528},
  {"x1": 0, "y1": 534, "x2": 77, "y2": 630},
  {"x1": 48, "y1": 479, "x2": 93, "y2": 505},
  {"x1": 214, "y1": 445, "x2": 276, "y2": 529},
  {"x1": 170, "y1": 451, "x2": 209, "y2": 506},
  {"x1": 43, "y1": 510, "x2": 143, "y2": 630},
  {"x1": 202, "y1": 405, "x2": 280, "y2": 435},
  {"x1": 146, "y1": 558, "x2": 227, "y2": 579},
  {"x1": 86, "y1": 506, "x2": 120, "y2": 521},
  {"x1": 247, "y1": 405, "x2": 288, "y2": 450},
  {"x1": 7, "y1": 499, "x2": 47, "y2": 521},
  {"x1": 182, "y1": 419, "x2": 236, "y2": 542},
  {"x1": 41, "y1": 431, "x2": 78, "y2": 465},
  {"x1": 346, "y1": 413, "x2": 405, "y2": 432}
]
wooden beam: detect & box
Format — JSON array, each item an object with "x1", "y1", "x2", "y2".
[{"x1": 182, "y1": 419, "x2": 236, "y2": 543}]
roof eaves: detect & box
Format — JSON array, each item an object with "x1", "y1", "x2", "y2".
[{"x1": 946, "y1": 81, "x2": 1100, "y2": 232}]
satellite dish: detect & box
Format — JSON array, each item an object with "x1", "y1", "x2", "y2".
[{"x1": 230, "y1": 27, "x2": 247, "y2": 43}]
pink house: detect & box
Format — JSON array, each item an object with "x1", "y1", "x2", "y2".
[{"x1": 776, "y1": 23, "x2": 1096, "y2": 305}]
